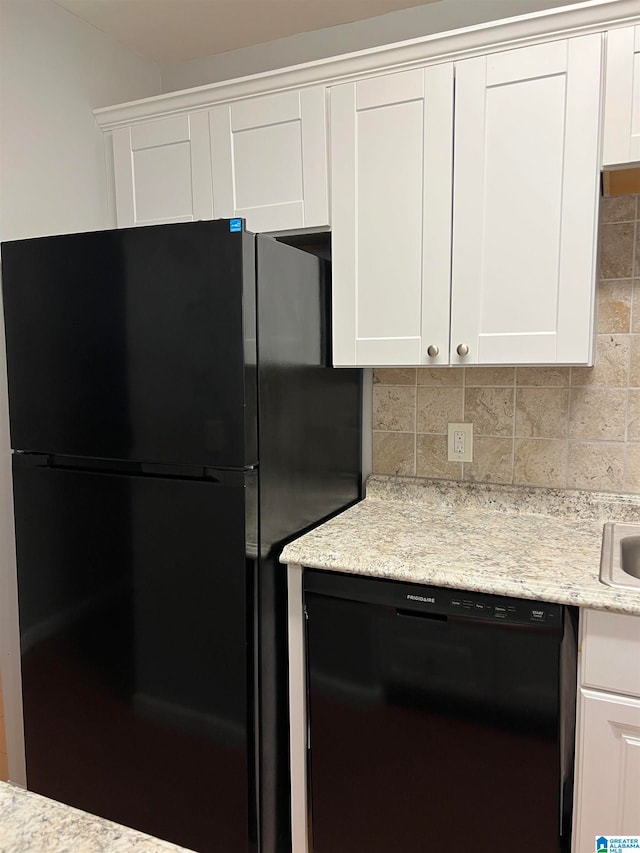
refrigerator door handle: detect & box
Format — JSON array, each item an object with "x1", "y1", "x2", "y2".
[{"x1": 12, "y1": 453, "x2": 250, "y2": 485}]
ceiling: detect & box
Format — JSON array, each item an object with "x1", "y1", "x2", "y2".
[{"x1": 52, "y1": 0, "x2": 444, "y2": 65}]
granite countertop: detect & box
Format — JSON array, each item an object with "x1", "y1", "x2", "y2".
[
  {"x1": 280, "y1": 476, "x2": 640, "y2": 616},
  {"x1": 0, "y1": 782, "x2": 195, "y2": 853}
]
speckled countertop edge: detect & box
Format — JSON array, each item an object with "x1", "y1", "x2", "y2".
[
  {"x1": 365, "y1": 475, "x2": 640, "y2": 522},
  {"x1": 0, "y1": 782, "x2": 196, "y2": 853},
  {"x1": 280, "y1": 476, "x2": 640, "y2": 616}
]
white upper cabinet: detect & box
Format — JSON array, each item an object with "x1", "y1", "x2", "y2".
[
  {"x1": 603, "y1": 25, "x2": 640, "y2": 166},
  {"x1": 451, "y1": 35, "x2": 603, "y2": 366},
  {"x1": 112, "y1": 113, "x2": 214, "y2": 227},
  {"x1": 209, "y1": 87, "x2": 329, "y2": 233},
  {"x1": 330, "y1": 65, "x2": 454, "y2": 367},
  {"x1": 331, "y1": 35, "x2": 602, "y2": 368},
  {"x1": 99, "y1": 5, "x2": 625, "y2": 368}
]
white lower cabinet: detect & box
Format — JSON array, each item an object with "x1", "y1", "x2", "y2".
[
  {"x1": 573, "y1": 689, "x2": 640, "y2": 849},
  {"x1": 112, "y1": 112, "x2": 214, "y2": 227},
  {"x1": 603, "y1": 25, "x2": 640, "y2": 166},
  {"x1": 573, "y1": 610, "x2": 640, "y2": 851}
]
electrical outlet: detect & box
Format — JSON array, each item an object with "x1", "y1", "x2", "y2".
[{"x1": 447, "y1": 422, "x2": 473, "y2": 462}]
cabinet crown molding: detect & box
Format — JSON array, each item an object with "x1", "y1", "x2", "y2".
[{"x1": 94, "y1": 0, "x2": 640, "y2": 130}]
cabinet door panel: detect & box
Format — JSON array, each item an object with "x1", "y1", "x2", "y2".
[
  {"x1": 603, "y1": 25, "x2": 640, "y2": 166},
  {"x1": 331, "y1": 65, "x2": 453, "y2": 367},
  {"x1": 582, "y1": 609, "x2": 640, "y2": 699},
  {"x1": 210, "y1": 87, "x2": 328, "y2": 233},
  {"x1": 573, "y1": 689, "x2": 640, "y2": 851},
  {"x1": 357, "y1": 99, "x2": 424, "y2": 345},
  {"x1": 452, "y1": 35, "x2": 601, "y2": 366},
  {"x1": 112, "y1": 113, "x2": 214, "y2": 227},
  {"x1": 233, "y1": 122, "x2": 303, "y2": 209}
]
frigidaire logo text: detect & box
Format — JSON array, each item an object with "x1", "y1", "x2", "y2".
[{"x1": 406, "y1": 594, "x2": 435, "y2": 604}]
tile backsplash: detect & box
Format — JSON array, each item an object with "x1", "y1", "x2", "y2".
[{"x1": 372, "y1": 194, "x2": 640, "y2": 493}]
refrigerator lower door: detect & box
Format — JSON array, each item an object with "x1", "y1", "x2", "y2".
[{"x1": 12, "y1": 456, "x2": 255, "y2": 853}]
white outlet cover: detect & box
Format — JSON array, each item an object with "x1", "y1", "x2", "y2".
[{"x1": 447, "y1": 422, "x2": 473, "y2": 462}]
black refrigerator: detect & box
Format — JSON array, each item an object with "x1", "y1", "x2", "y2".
[{"x1": 0, "y1": 220, "x2": 361, "y2": 853}]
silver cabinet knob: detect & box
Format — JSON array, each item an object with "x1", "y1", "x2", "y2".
[
  {"x1": 426, "y1": 345, "x2": 439, "y2": 357},
  {"x1": 456, "y1": 344, "x2": 469, "y2": 357}
]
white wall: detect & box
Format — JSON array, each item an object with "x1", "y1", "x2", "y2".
[
  {"x1": 0, "y1": 0, "x2": 161, "y2": 783},
  {"x1": 160, "y1": 0, "x2": 587, "y2": 91},
  {"x1": 0, "y1": 0, "x2": 161, "y2": 241}
]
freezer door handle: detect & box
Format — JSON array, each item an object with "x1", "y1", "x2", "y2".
[{"x1": 12, "y1": 453, "x2": 249, "y2": 485}]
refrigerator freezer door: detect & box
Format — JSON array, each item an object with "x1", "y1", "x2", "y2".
[
  {"x1": 12, "y1": 455, "x2": 254, "y2": 853},
  {"x1": 2, "y1": 221, "x2": 257, "y2": 467}
]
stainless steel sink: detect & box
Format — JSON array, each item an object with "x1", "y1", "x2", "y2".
[{"x1": 600, "y1": 522, "x2": 640, "y2": 590}]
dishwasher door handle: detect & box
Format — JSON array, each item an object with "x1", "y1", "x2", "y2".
[{"x1": 395, "y1": 608, "x2": 448, "y2": 622}]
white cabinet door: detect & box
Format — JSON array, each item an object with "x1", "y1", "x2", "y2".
[
  {"x1": 209, "y1": 87, "x2": 328, "y2": 233},
  {"x1": 330, "y1": 65, "x2": 453, "y2": 367},
  {"x1": 603, "y1": 26, "x2": 640, "y2": 166},
  {"x1": 451, "y1": 36, "x2": 602, "y2": 366},
  {"x1": 112, "y1": 113, "x2": 214, "y2": 227},
  {"x1": 573, "y1": 689, "x2": 640, "y2": 852}
]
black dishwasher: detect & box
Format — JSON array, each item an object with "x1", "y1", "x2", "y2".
[{"x1": 303, "y1": 569, "x2": 577, "y2": 853}]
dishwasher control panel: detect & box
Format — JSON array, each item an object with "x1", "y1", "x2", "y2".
[
  {"x1": 438, "y1": 592, "x2": 559, "y2": 626},
  {"x1": 304, "y1": 567, "x2": 563, "y2": 630}
]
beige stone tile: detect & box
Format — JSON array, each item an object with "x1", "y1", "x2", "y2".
[
  {"x1": 628, "y1": 335, "x2": 640, "y2": 386},
  {"x1": 464, "y1": 367, "x2": 515, "y2": 386},
  {"x1": 417, "y1": 367, "x2": 463, "y2": 386},
  {"x1": 464, "y1": 387, "x2": 515, "y2": 436},
  {"x1": 600, "y1": 196, "x2": 637, "y2": 223},
  {"x1": 372, "y1": 386, "x2": 415, "y2": 432},
  {"x1": 416, "y1": 434, "x2": 462, "y2": 480},
  {"x1": 515, "y1": 388, "x2": 569, "y2": 438},
  {"x1": 463, "y1": 437, "x2": 513, "y2": 485},
  {"x1": 627, "y1": 390, "x2": 640, "y2": 441},
  {"x1": 416, "y1": 386, "x2": 463, "y2": 434},
  {"x1": 597, "y1": 280, "x2": 632, "y2": 334},
  {"x1": 636, "y1": 222, "x2": 640, "y2": 278},
  {"x1": 372, "y1": 432, "x2": 415, "y2": 476},
  {"x1": 624, "y1": 443, "x2": 640, "y2": 493},
  {"x1": 569, "y1": 388, "x2": 626, "y2": 441},
  {"x1": 571, "y1": 335, "x2": 630, "y2": 387},
  {"x1": 373, "y1": 368, "x2": 416, "y2": 385},
  {"x1": 567, "y1": 442, "x2": 624, "y2": 491},
  {"x1": 513, "y1": 439, "x2": 568, "y2": 488},
  {"x1": 515, "y1": 367, "x2": 570, "y2": 386},
  {"x1": 632, "y1": 282, "x2": 640, "y2": 334},
  {"x1": 599, "y1": 223, "x2": 635, "y2": 279}
]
